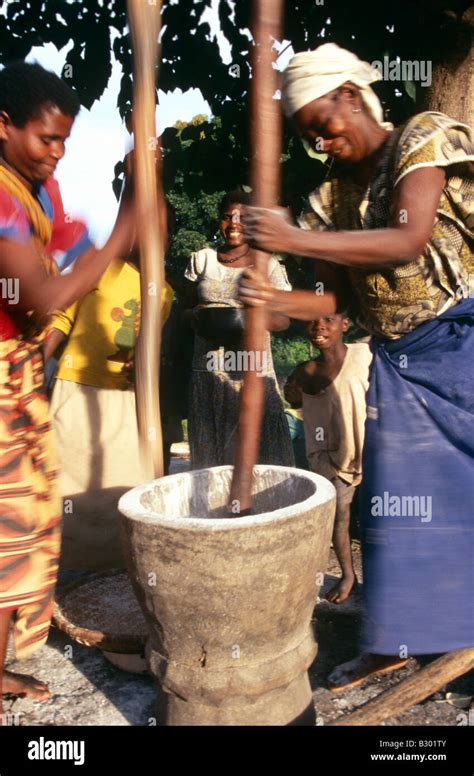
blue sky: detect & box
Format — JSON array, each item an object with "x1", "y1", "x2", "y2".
[{"x1": 27, "y1": 42, "x2": 211, "y2": 246}]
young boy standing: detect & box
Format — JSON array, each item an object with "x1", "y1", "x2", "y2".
[{"x1": 288, "y1": 314, "x2": 372, "y2": 604}]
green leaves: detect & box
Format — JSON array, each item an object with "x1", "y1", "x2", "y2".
[
  {"x1": 1, "y1": 0, "x2": 464, "y2": 229},
  {"x1": 301, "y1": 137, "x2": 328, "y2": 163},
  {"x1": 403, "y1": 80, "x2": 417, "y2": 102},
  {"x1": 0, "y1": 0, "x2": 462, "y2": 117}
]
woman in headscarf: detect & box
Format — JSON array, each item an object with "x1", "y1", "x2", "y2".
[{"x1": 240, "y1": 43, "x2": 474, "y2": 690}]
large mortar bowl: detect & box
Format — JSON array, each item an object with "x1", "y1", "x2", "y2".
[{"x1": 118, "y1": 465, "x2": 336, "y2": 726}]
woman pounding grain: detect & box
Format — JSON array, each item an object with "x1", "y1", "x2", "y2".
[
  {"x1": 0, "y1": 62, "x2": 135, "y2": 712},
  {"x1": 240, "y1": 43, "x2": 474, "y2": 691}
]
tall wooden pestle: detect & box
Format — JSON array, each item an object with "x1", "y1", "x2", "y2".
[
  {"x1": 127, "y1": 0, "x2": 166, "y2": 479},
  {"x1": 230, "y1": 0, "x2": 284, "y2": 515}
]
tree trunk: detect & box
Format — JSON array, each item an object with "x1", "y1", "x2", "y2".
[{"x1": 417, "y1": 7, "x2": 474, "y2": 124}]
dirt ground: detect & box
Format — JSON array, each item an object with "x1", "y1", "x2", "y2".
[
  {"x1": 3, "y1": 450, "x2": 473, "y2": 727},
  {"x1": 311, "y1": 544, "x2": 473, "y2": 726}
]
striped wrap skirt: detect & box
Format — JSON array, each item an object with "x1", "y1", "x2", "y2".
[{"x1": 0, "y1": 336, "x2": 61, "y2": 658}]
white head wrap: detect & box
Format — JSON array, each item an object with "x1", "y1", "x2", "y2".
[{"x1": 282, "y1": 42, "x2": 391, "y2": 129}]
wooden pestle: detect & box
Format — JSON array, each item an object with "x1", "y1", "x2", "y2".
[
  {"x1": 127, "y1": 0, "x2": 166, "y2": 479},
  {"x1": 229, "y1": 0, "x2": 284, "y2": 516}
]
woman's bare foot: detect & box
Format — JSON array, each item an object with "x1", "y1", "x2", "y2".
[
  {"x1": 326, "y1": 574, "x2": 357, "y2": 604},
  {"x1": 328, "y1": 653, "x2": 409, "y2": 692},
  {"x1": 2, "y1": 670, "x2": 51, "y2": 700}
]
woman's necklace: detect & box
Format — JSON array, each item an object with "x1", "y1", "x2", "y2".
[{"x1": 218, "y1": 245, "x2": 250, "y2": 264}]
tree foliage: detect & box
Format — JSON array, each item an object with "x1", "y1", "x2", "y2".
[
  {"x1": 2, "y1": 0, "x2": 470, "y2": 157},
  {"x1": 1, "y1": 0, "x2": 471, "y2": 281}
]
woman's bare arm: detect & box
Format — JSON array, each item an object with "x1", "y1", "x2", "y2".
[
  {"x1": 240, "y1": 260, "x2": 350, "y2": 322},
  {"x1": 244, "y1": 167, "x2": 446, "y2": 269},
  {"x1": 244, "y1": 285, "x2": 338, "y2": 321},
  {"x1": 43, "y1": 328, "x2": 67, "y2": 362},
  {"x1": 268, "y1": 312, "x2": 290, "y2": 331},
  {"x1": 0, "y1": 189, "x2": 135, "y2": 317}
]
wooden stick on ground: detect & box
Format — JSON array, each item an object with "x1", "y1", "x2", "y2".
[
  {"x1": 229, "y1": 0, "x2": 284, "y2": 515},
  {"x1": 330, "y1": 648, "x2": 474, "y2": 726},
  {"x1": 127, "y1": 0, "x2": 166, "y2": 480}
]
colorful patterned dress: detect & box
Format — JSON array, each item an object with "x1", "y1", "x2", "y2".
[
  {"x1": 300, "y1": 112, "x2": 474, "y2": 655},
  {"x1": 299, "y1": 112, "x2": 473, "y2": 339},
  {"x1": 0, "y1": 166, "x2": 91, "y2": 657},
  {"x1": 185, "y1": 248, "x2": 294, "y2": 469}
]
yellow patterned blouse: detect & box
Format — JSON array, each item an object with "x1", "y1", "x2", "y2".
[{"x1": 298, "y1": 112, "x2": 474, "y2": 339}]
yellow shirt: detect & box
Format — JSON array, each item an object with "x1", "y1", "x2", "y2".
[{"x1": 52, "y1": 259, "x2": 173, "y2": 390}]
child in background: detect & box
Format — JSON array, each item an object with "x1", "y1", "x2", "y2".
[{"x1": 287, "y1": 313, "x2": 372, "y2": 604}]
